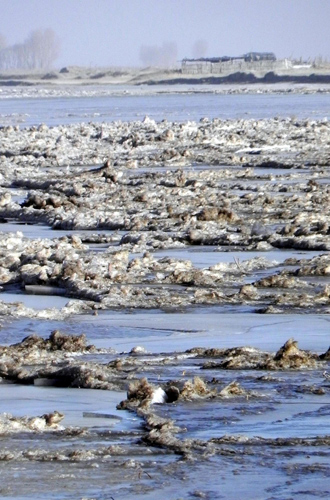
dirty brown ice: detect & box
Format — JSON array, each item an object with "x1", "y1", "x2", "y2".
[
  {"x1": 0, "y1": 116, "x2": 329, "y2": 316},
  {"x1": 0, "y1": 115, "x2": 329, "y2": 499},
  {"x1": 0, "y1": 331, "x2": 329, "y2": 498}
]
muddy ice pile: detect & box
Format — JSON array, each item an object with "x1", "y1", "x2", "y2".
[
  {"x1": 0, "y1": 228, "x2": 329, "y2": 316},
  {"x1": 0, "y1": 330, "x2": 126, "y2": 391},
  {"x1": 0, "y1": 116, "x2": 329, "y2": 174},
  {"x1": 0, "y1": 116, "x2": 329, "y2": 316},
  {"x1": 0, "y1": 330, "x2": 329, "y2": 499},
  {"x1": 0, "y1": 332, "x2": 329, "y2": 448},
  {"x1": 1, "y1": 332, "x2": 328, "y2": 392}
]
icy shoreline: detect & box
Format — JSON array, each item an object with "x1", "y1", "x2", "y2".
[{"x1": 0, "y1": 82, "x2": 330, "y2": 100}]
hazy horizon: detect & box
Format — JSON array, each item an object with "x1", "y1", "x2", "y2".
[{"x1": 1, "y1": 0, "x2": 330, "y2": 69}]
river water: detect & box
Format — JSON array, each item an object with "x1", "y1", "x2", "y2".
[
  {"x1": 1, "y1": 84, "x2": 330, "y2": 126},
  {"x1": 0, "y1": 86, "x2": 329, "y2": 500}
]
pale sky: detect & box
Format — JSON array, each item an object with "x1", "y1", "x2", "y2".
[{"x1": 1, "y1": 0, "x2": 329, "y2": 68}]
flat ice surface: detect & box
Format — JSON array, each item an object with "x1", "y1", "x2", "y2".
[
  {"x1": 0, "y1": 291, "x2": 70, "y2": 310},
  {"x1": 1, "y1": 89, "x2": 330, "y2": 126},
  {"x1": 85, "y1": 310, "x2": 330, "y2": 353},
  {"x1": 0, "y1": 221, "x2": 121, "y2": 240},
  {"x1": 153, "y1": 247, "x2": 324, "y2": 268},
  {"x1": 0, "y1": 384, "x2": 130, "y2": 429},
  {"x1": 2, "y1": 311, "x2": 327, "y2": 353}
]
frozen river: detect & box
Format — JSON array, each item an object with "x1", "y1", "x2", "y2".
[
  {"x1": 1, "y1": 84, "x2": 330, "y2": 126},
  {"x1": 0, "y1": 86, "x2": 329, "y2": 500}
]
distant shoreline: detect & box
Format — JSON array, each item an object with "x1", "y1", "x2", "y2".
[
  {"x1": 145, "y1": 72, "x2": 330, "y2": 86},
  {"x1": 1, "y1": 66, "x2": 330, "y2": 87}
]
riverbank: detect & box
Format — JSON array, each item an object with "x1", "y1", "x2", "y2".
[{"x1": 1, "y1": 65, "x2": 330, "y2": 87}]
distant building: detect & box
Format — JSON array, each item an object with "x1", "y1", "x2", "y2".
[
  {"x1": 243, "y1": 52, "x2": 276, "y2": 62},
  {"x1": 182, "y1": 52, "x2": 291, "y2": 74}
]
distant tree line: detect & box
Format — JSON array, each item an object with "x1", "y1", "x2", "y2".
[
  {"x1": 0, "y1": 29, "x2": 60, "y2": 71},
  {"x1": 139, "y1": 42, "x2": 178, "y2": 68}
]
